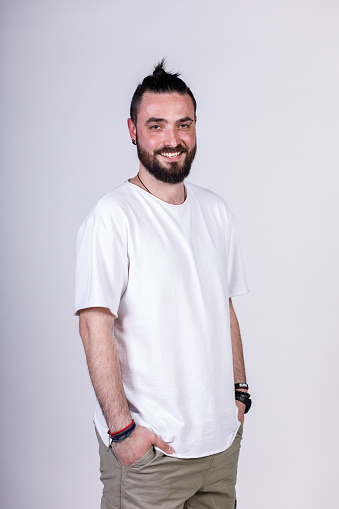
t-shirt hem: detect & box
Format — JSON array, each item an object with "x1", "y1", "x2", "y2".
[
  {"x1": 229, "y1": 287, "x2": 250, "y2": 297},
  {"x1": 74, "y1": 301, "x2": 118, "y2": 318},
  {"x1": 94, "y1": 410, "x2": 241, "y2": 459},
  {"x1": 155, "y1": 422, "x2": 241, "y2": 459}
]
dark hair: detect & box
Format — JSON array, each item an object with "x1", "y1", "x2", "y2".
[{"x1": 130, "y1": 59, "x2": 197, "y2": 124}]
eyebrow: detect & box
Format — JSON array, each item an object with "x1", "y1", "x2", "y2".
[
  {"x1": 177, "y1": 116, "x2": 195, "y2": 123},
  {"x1": 145, "y1": 116, "x2": 195, "y2": 125},
  {"x1": 146, "y1": 117, "x2": 166, "y2": 124}
]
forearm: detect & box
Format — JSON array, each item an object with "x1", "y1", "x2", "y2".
[
  {"x1": 79, "y1": 307, "x2": 173, "y2": 465},
  {"x1": 229, "y1": 298, "x2": 248, "y2": 423},
  {"x1": 79, "y1": 308, "x2": 131, "y2": 431},
  {"x1": 229, "y1": 298, "x2": 247, "y2": 387}
]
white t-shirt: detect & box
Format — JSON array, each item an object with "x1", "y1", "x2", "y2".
[{"x1": 75, "y1": 181, "x2": 248, "y2": 458}]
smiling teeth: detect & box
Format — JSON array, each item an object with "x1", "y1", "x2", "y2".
[{"x1": 161, "y1": 152, "x2": 181, "y2": 158}]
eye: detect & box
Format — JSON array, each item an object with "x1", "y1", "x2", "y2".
[
  {"x1": 177, "y1": 122, "x2": 193, "y2": 130},
  {"x1": 149, "y1": 124, "x2": 162, "y2": 131}
]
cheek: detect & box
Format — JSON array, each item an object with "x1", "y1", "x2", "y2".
[
  {"x1": 182, "y1": 133, "x2": 196, "y2": 148},
  {"x1": 148, "y1": 139, "x2": 162, "y2": 152},
  {"x1": 139, "y1": 131, "x2": 162, "y2": 150}
]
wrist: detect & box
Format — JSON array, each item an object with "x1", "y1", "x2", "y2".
[
  {"x1": 235, "y1": 390, "x2": 252, "y2": 414},
  {"x1": 108, "y1": 419, "x2": 136, "y2": 443},
  {"x1": 234, "y1": 382, "x2": 248, "y2": 391},
  {"x1": 108, "y1": 414, "x2": 133, "y2": 433}
]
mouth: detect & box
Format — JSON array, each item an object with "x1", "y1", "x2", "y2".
[
  {"x1": 161, "y1": 151, "x2": 181, "y2": 158},
  {"x1": 157, "y1": 149, "x2": 186, "y2": 162}
]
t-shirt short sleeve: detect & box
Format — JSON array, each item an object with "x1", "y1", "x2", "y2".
[
  {"x1": 74, "y1": 219, "x2": 128, "y2": 317},
  {"x1": 227, "y1": 216, "x2": 249, "y2": 297}
]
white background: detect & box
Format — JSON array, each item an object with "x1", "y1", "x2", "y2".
[{"x1": 1, "y1": 1, "x2": 338, "y2": 508}]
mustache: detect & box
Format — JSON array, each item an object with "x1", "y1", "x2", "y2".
[{"x1": 154, "y1": 145, "x2": 188, "y2": 155}]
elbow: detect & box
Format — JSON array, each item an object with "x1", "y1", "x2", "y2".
[{"x1": 78, "y1": 310, "x2": 90, "y2": 347}]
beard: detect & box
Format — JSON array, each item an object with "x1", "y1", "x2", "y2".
[{"x1": 136, "y1": 138, "x2": 197, "y2": 184}]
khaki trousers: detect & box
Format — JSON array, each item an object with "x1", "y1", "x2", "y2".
[{"x1": 96, "y1": 426, "x2": 243, "y2": 509}]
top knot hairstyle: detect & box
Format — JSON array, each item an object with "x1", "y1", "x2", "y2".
[{"x1": 130, "y1": 59, "x2": 197, "y2": 124}]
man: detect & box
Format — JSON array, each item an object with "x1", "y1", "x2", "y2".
[{"x1": 75, "y1": 60, "x2": 251, "y2": 509}]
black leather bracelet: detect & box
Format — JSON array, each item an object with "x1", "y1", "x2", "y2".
[
  {"x1": 235, "y1": 391, "x2": 252, "y2": 414},
  {"x1": 235, "y1": 390, "x2": 250, "y2": 398},
  {"x1": 235, "y1": 383, "x2": 249, "y2": 390}
]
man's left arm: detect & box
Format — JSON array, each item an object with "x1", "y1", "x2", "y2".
[{"x1": 229, "y1": 298, "x2": 247, "y2": 424}]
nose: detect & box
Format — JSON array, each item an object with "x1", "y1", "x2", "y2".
[{"x1": 163, "y1": 126, "x2": 180, "y2": 147}]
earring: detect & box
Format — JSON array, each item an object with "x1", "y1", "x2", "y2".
[{"x1": 132, "y1": 139, "x2": 136, "y2": 145}]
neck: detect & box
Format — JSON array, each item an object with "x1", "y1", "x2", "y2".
[{"x1": 129, "y1": 166, "x2": 187, "y2": 205}]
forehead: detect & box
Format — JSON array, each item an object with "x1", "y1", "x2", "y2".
[{"x1": 137, "y1": 92, "x2": 195, "y2": 123}]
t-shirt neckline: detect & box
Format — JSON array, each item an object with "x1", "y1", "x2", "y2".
[{"x1": 126, "y1": 180, "x2": 190, "y2": 208}]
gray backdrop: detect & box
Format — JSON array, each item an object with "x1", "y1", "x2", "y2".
[{"x1": 1, "y1": 1, "x2": 338, "y2": 508}]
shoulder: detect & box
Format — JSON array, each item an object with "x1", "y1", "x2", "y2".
[
  {"x1": 80, "y1": 183, "x2": 133, "y2": 229},
  {"x1": 187, "y1": 181, "x2": 230, "y2": 207},
  {"x1": 186, "y1": 182, "x2": 234, "y2": 222}
]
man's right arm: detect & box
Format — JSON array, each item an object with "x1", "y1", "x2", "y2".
[{"x1": 79, "y1": 307, "x2": 173, "y2": 465}]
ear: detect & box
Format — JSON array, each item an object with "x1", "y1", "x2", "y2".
[{"x1": 127, "y1": 118, "x2": 137, "y2": 141}]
